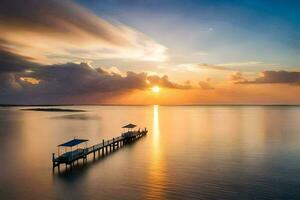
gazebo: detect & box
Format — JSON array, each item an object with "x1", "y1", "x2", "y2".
[
  {"x1": 57, "y1": 138, "x2": 88, "y2": 158},
  {"x1": 122, "y1": 123, "x2": 137, "y2": 132}
]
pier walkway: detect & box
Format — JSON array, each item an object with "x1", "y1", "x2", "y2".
[{"x1": 52, "y1": 128, "x2": 147, "y2": 170}]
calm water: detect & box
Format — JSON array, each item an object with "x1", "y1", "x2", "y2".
[{"x1": 0, "y1": 105, "x2": 300, "y2": 200}]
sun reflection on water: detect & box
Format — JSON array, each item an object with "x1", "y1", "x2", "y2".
[
  {"x1": 146, "y1": 105, "x2": 167, "y2": 199},
  {"x1": 153, "y1": 105, "x2": 160, "y2": 147}
]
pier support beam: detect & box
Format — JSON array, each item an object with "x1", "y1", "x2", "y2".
[
  {"x1": 52, "y1": 153, "x2": 55, "y2": 169},
  {"x1": 113, "y1": 138, "x2": 115, "y2": 150},
  {"x1": 93, "y1": 146, "x2": 95, "y2": 159}
]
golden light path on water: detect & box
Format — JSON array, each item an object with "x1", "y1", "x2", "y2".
[{"x1": 146, "y1": 105, "x2": 167, "y2": 199}]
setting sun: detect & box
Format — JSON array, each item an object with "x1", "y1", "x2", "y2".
[{"x1": 151, "y1": 85, "x2": 160, "y2": 93}]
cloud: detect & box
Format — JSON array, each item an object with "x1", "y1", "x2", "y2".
[
  {"x1": 15, "y1": 63, "x2": 148, "y2": 95},
  {"x1": 0, "y1": 73, "x2": 23, "y2": 94},
  {"x1": 0, "y1": 0, "x2": 167, "y2": 64},
  {"x1": 229, "y1": 72, "x2": 247, "y2": 83},
  {"x1": 174, "y1": 63, "x2": 232, "y2": 72},
  {"x1": 197, "y1": 63, "x2": 233, "y2": 71},
  {"x1": 197, "y1": 61, "x2": 280, "y2": 72},
  {"x1": 0, "y1": 51, "x2": 191, "y2": 104},
  {"x1": 0, "y1": 49, "x2": 40, "y2": 73},
  {"x1": 198, "y1": 78, "x2": 214, "y2": 90},
  {"x1": 175, "y1": 61, "x2": 281, "y2": 73},
  {"x1": 147, "y1": 75, "x2": 192, "y2": 89},
  {"x1": 235, "y1": 70, "x2": 300, "y2": 84},
  {"x1": 217, "y1": 61, "x2": 264, "y2": 67}
]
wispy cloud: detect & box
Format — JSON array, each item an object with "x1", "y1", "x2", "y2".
[
  {"x1": 0, "y1": 0, "x2": 168, "y2": 64},
  {"x1": 175, "y1": 61, "x2": 281, "y2": 73},
  {"x1": 174, "y1": 63, "x2": 233, "y2": 72},
  {"x1": 197, "y1": 63, "x2": 233, "y2": 71},
  {"x1": 217, "y1": 61, "x2": 279, "y2": 68}
]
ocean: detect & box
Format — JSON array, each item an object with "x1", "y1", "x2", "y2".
[{"x1": 0, "y1": 105, "x2": 300, "y2": 199}]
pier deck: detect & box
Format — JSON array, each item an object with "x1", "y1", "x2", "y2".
[{"x1": 52, "y1": 129, "x2": 147, "y2": 169}]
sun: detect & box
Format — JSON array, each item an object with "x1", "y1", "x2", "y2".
[{"x1": 151, "y1": 85, "x2": 160, "y2": 93}]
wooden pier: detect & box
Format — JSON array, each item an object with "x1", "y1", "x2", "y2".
[{"x1": 52, "y1": 126, "x2": 147, "y2": 170}]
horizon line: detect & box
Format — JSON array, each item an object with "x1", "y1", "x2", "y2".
[{"x1": 1, "y1": 103, "x2": 300, "y2": 107}]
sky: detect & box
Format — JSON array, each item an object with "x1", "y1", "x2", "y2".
[{"x1": 0, "y1": 0, "x2": 300, "y2": 105}]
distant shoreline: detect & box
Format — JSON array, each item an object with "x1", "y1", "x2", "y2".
[{"x1": 21, "y1": 108, "x2": 86, "y2": 112}]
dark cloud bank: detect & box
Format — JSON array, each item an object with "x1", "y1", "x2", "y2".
[
  {"x1": 233, "y1": 71, "x2": 300, "y2": 84},
  {"x1": 0, "y1": 50, "x2": 189, "y2": 104}
]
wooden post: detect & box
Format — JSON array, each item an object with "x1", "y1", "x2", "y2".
[
  {"x1": 93, "y1": 145, "x2": 95, "y2": 159},
  {"x1": 52, "y1": 153, "x2": 55, "y2": 168},
  {"x1": 113, "y1": 138, "x2": 115, "y2": 150},
  {"x1": 102, "y1": 139, "x2": 105, "y2": 154}
]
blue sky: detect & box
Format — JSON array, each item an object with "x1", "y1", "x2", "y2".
[{"x1": 75, "y1": 0, "x2": 300, "y2": 73}]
